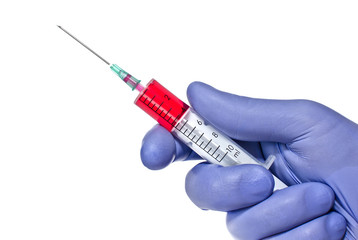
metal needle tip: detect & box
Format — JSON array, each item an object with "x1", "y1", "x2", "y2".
[{"x1": 57, "y1": 25, "x2": 110, "y2": 65}]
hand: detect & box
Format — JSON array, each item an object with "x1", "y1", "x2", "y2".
[{"x1": 140, "y1": 82, "x2": 358, "y2": 239}]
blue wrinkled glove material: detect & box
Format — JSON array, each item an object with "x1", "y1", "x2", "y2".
[{"x1": 141, "y1": 81, "x2": 358, "y2": 239}]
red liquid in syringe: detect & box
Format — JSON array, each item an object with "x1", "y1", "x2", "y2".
[{"x1": 135, "y1": 79, "x2": 189, "y2": 131}]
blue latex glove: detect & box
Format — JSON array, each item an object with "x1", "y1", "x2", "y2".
[{"x1": 141, "y1": 82, "x2": 358, "y2": 239}]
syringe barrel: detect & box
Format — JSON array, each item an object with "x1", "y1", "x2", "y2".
[
  {"x1": 172, "y1": 108, "x2": 287, "y2": 190},
  {"x1": 134, "y1": 79, "x2": 287, "y2": 191}
]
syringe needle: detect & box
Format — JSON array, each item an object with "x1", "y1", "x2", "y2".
[
  {"x1": 57, "y1": 25, "x2": 110, "y2": 65},
  {"x1": 58, "y1": 26, "x2": 144, "y2": 92}
]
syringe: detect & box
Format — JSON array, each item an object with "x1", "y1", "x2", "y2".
[{"x1": 58, "y1": 26, "x2": 287, "y2": 190}]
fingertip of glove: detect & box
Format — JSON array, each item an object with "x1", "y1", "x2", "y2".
[
  {"x1": 303, "y1": 182, "x2": 335, "y2": 213},
  {"x1": 185, "y1": 163, "x2": 274, "y2": 211},
  {"x1": 326, "y1": 212, "x2": 347, "y2": 238},
  {"x1": 140, "y1": 125, "x2": 176, "y2": 170},
  {"x1": 187, "y1": 81, "x2": 212, "y2": 106},
  {"x1": 239, "y1": 164, "x2": 274, "y2": 199}
]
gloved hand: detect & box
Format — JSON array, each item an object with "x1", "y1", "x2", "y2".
[{"x1": 140, "y1": 82, "x2": 358, "y2": 239}]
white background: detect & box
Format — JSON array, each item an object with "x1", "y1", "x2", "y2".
[{"x1": 0, "y1": 1, "x2": 357, "y2": 239}]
